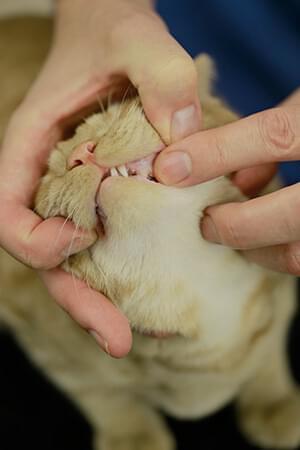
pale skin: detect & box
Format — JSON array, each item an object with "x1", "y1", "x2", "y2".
[{"x1": 0, "y1": 0, "x2": 298, "y2": 357}]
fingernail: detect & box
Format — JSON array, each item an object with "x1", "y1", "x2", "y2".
[
  {"x1": 171, "y1": 104, "x2": 200, "y2": 142},
  {"x1": 156, "y1": 151, "x2": 192, "y2": 185},
  {"x1": 201, "y1": 215, "x2": 220, "y2": 243},
  {"x1": 62, "y1": 232, "x2": 96, "y2": 258},
  {"x1": 89, "y1": 330, "x2": 110, "y2": 354}
]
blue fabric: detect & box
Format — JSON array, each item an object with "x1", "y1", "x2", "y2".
[{"x1": 157, "y1": 0, "x2": 300, "y2": 184}]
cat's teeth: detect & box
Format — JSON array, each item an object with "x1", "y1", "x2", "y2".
[
  {"x1": 117, "y1": 165, "x2": 128, "y2": 177},
  {"x1": 110, "y1": 168, "x2": 118, "y2": 177}
]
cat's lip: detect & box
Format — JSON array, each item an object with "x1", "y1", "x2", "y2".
[
  {"x1": 94, "y1": 147, "x2": 162, "y2": 195},
  {"x1": 133, "y1": 327, "x2": 179, "y2": 339},
  {"x1": 101, "y1": 148, "x2": 162, "y2": 181}
]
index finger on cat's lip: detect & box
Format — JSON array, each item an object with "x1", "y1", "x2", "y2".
[
  {"x1": 40, "y1": 269, "x2": 133, "y2": 358},
  {"x1": 154, "y1": 106, "x2": 300, "y2": 186}
]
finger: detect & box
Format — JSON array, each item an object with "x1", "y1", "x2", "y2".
[
  {"x1": 201, "y1": 183, "x2": 300, "y2": 249},
  {"x1": 154, "y1": 105, "x2": 300, "y2": 186},
  {"x1": 0, "y1": 109, "x2": 97, "y2": 269},
  {"x1": 231, "y1": 163, "x2": 278, "y2": 197},
  {"x1": 0, "y1": 114, "x2": 61, "y2": 202},
  {"x1": 280, "y1": 88, "x2": 300, "y2": 106},
  {"x1": 0, "y1": 202, "x2": 96, "y2": 269},
  {"x1": 113, "y1": 14, "x2": 201, "y2": 143},
  {"x1": 243, "y1": 241, "x2": 300, "y2": 276},
  {"x1": 40, "y1": 269, "x2": 132, "y2": 358}
]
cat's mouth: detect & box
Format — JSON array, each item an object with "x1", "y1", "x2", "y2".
[
  {"x1": 94, "y1": 150, "x2": 161, "y2": 232},
  {"x1": 101, "y1": 151, "x2": 159, "y2": 183}
]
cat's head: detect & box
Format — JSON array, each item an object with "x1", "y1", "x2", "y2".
[{"x1": 35, "y1": 55, "x2": 239, "y2": 339}]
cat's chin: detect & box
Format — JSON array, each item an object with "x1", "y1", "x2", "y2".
[{"x1": 94, "y1": 169, "x2": 162, "y2": 236}]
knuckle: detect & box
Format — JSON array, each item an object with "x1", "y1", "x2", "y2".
[
  {"x1": 163, "y1": 55, "x2": 198, "y2": 87},
  {"x1": 19, "y1": 242, "x2": 53, "y2": 270},
  {"x1": 18, "y1": 246, "x2": 39, "y2": 269},
  {"x1": 110, "y1": 10, "x2": 165, "y2": 48},
  {"x1": 216, "y1": 210, "x2": 245, "y2": 248},
  {"x1": 213, "y1": 135, "x2": 230, "y2": 173},
  {"x1": 258, "y1": 107, "x2": 296, "y2": 158},
  {"x1": 222, "y1": 221, "x2": 244, "y2": 248},
  {"x1": 285, "y1": 245, "x2": 300, "y2": 275}
]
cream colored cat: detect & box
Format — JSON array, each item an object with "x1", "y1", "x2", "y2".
[{"x1": 0, "y1": 17, "x2": 300, "y2": 450}]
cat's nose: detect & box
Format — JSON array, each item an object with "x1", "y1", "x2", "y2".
[{"x1": 67, "y1": 141, "x2": 97, "y2": 170}]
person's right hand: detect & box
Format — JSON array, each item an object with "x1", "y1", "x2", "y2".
[
  {"x1": 0, "y1": 0, "x2": 201, "y2": 357},
  {"x1": 154, "y1": 88, "x2": 300, "y2": 275}
]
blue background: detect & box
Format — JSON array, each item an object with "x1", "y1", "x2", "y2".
[{"x1": 157, "y1": 0, "x2": 300, "y2": 184}]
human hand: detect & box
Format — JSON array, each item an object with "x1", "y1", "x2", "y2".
[
  {"x1": 0, "y1": 0, "x2": 201, "y2": 356},
  {"x1": 154, "y1": 89, "x2": 300, "y2": 275}
]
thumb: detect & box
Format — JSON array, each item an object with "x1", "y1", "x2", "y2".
[{"x1": 118, "y1": 18, "x2": 201, "y2": 143}]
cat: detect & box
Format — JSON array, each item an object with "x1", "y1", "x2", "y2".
[{"x1": 0, "y1": 17, "x2": 300, "y2": 450}]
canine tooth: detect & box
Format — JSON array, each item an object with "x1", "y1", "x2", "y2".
[
  {"x1": 110, "y1": 168, "x2": 118, "y2": 176},
  {"x1": 118, "y1": 165, "x2": 128, "y2": 177}
]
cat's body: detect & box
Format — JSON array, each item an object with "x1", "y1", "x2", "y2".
[{"x1": 0, "y1": 17, "x2": 300, "y2": 450}]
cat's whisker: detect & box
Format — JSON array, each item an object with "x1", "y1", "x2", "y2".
[
  {"x1": 110, "y1": 85, "x2": 134, "y2": 130},
  {"x1": 93, "y1": 260, "x2": 108, "y2": 284},
  {"x1": 64, "y1": 219, "x2": 81, "y2": 260},
  {"x1": 96, "y1": 94, "x2": 106, "y2": 114},
  {"x1": 107, "y1": 88, "x2": 113, "y2": 110},
  {"x1": 40, "y1": 185, "x2": 68, "y2": 218},
  {"x1": 119, "y1": 84, "x2": 132, "y2": 108},
  {"x1": 85, "y1": 270, "x2": 93, "y2": 296},
  {"x1": 53, "y1": 206, "x2": 78, "y2": 252},
  {"x1": 70, "y1": 266, "x2": 81, "y2": 306},
  {"x1": 53, "y1": 203, "x2": 83, "y2": 261}
]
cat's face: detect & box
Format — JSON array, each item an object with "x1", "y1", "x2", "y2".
[{"x1": 35, "y1": 61, "x2": 240, "y2": 338}]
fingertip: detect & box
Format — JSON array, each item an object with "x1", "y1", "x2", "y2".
[
  {"x1": 89, "y1": 330, "x2": 132, "y2": 358},
  {"x1": 105, "y1": 328, "x2": 133, "y2": 358},
  {"x1": 142, "y1": 98, "x2": 201, "y2": 145},
  {"x1": 154, "y1": 151, "x2": 192, "y2": 185},
  {"x1": 201, "y1": 214, "x2": 221, "y2": 243},
  {"x1": 40, "y1": 268, "x2": 132, "y2": 358},
  {"x1": 30, "y1": 216, "x2": 97, "y2": 268},
  {"x1": 171, "y1": 103, "x2": 201, "y2": 142},
  {"x1": 129, "y1": 34, "x2": 201, "y2": 143},
  {"x1": 95, "y1": 301, "x2": 133, "y2": 358}
]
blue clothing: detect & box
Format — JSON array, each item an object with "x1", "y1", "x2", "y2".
[{"x1": 157, "y1": 0, "x2": 300, "y2": 184}]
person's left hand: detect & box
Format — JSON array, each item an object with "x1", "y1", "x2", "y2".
[{"x1": 154, "y1": 89, "x2": 300, "y2": 275}]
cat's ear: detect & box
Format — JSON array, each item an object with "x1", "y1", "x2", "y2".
[
  {"x1": 194, "y1": 53, "x2": 216, "y2": 101},
  {"x1": 194, "y1": 54, "x2": 239, "y2": 130}
]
